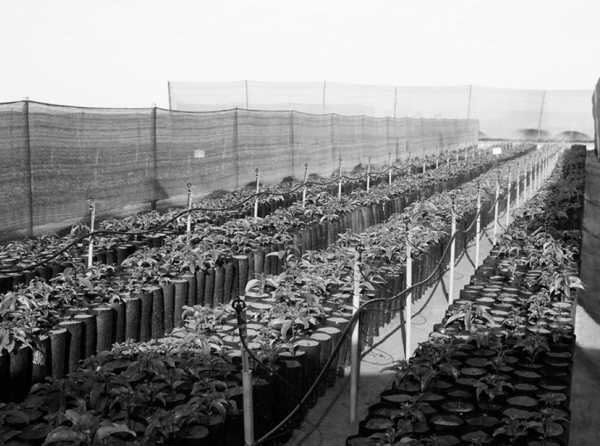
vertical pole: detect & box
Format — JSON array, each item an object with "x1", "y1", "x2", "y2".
[
  {"x1": 493, "y1": 178, "x2": 499, "y2": 245},
  {"x1": 233, "y1": 108, "x2": 240, "y2": 188},
  {"x1": 244, "y1": 80, "x2": 249, "y2": 109},
  {"x1": 254, "y1": 168, "x2": 260, "y2": 220},
  {"x1": 322, "y1": 80, "x2": 327, "y2": 113},
  {"x1": 289, "y1": 110, "x2": 295, "y2": 177},
  {"x1": 393, "y1": 87, "x2": 398, "y2": 119},
  {"x1": 526, "y1": 159, "x2": 531, "y2": 200},
  {"x1": 448, "y1": 208, "x2": 457, "y2": 304},
  {"x1": 167, "y1": 81, "x2": 172, "y2": 110},
  {"x1": 436, "y1": 155, "x2": 439, "y2": 169},
  {"x1": 186, "y1": 183, "x2": 192, "y2": 242},
  {"x1": 531, "y1": 155, "x2": 538, "y2": 191},
  {"x1": 87, "y1": 200, "x2": 96, "y2": 269},
  {"x1": 422, "y1": 162, "x2": 426, "y2": 175},
  {"x1": 151, "y1": 105, "x2": 158, "y2": 209},
  {"x1": 475, "y1": 186, "x2": 481, "y2": 267},
  {"x1": 239, "y1": 308, "x2": 254, "y2": 445},
  {"x1": 466, "y1": 84, "x2": 473, "y2": 120},
  {"x1": 388, "y1": 152, "x2": 393, "y2": 188},
  {"x1": 349, "y1": 250, "x2": 361, "y2": 423},
  {"x1": 405, "y1": 241, "x2": 412, "y2": 359},
  {"x1": 516, "y1": 168, "x2": 520, "y2": 208},
  {"x1": 536, "y1": 90, "x2": 546, "y2": 142},
  {"x1": 366, "y1": 157, "x2": 371, "y2": 192},
  {"x1": 23, "y1": 99, "x2": 34, "y2": 237},
  {"x1": 242, "y1": 365, "x2": 254, "y2": 445},
  {"x1": 302, "y1": 163, "x2": 308, "y2": 209},
  {"x1": 338, "y1": 156, "x2": 343, "y2": 200},
  {"x1": 505, "y1": 172, "x2": 511, "y2": 228}
]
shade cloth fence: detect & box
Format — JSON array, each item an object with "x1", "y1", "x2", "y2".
[{"x1": 0, "y1": 100, "x2": 478, "y2": 239}]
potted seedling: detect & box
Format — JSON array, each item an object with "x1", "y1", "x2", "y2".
[{"x1": 475, "y1": 374, "x2": 514, "y2": 413}]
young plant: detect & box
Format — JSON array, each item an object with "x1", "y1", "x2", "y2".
[
  {"x1": 514, "y1": 333, "x2": 550, "y2": 364},
  {"x1": 444, "y1": 302, "x2": 497, "y2": 332},
  {"x1": 475, "y1": 374, "x2": 514, "y2": 402}
]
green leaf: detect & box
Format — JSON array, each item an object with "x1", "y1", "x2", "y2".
[
  {"x1": 93, "y1": 422, "x2": 136, "y2": 443},
  {"x1": 280, "y1": 320, "x2": 293, "y2": 340},
  {"x1": 43, "y1": 427, "x2": 87, "y2": 445}
]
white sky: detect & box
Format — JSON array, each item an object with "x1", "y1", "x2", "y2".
[{"x1": 2, "y1": 0, "x2": 599, "y2": 107}]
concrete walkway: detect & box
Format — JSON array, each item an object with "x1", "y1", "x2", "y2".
[{"x1": 286, "y1": 208, "x2": 514, "y2": 446}]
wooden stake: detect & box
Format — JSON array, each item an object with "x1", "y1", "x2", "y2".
[
  {"x1": 302, "y1": 163, "x2": 308, "y2": 209},
  {"x1": 366, "y1": 157, "x2": 371, "y2": 192},
  {"x1": 338, "y1": 156, "x2": 343, "y2": 200},
  {"x1": 254, "y1": 168, "x2": 260, "y2": 220},
  {"x1": 186, "y1": 183, "x2": 192, "y2": 242},
  {"x1": 87, "y1": 200, "x2": 96, "y2": 269},
  {"x1": 388, "y1": 152, "x2": 393, "y2": 187}
]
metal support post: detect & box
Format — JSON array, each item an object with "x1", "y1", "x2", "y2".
[
  {"x1": 254, "y1": 168, "x2": 260, "y2": 220},
  {"x1": 302, "y1": 163, "x2": 308, "y2": 209},
  {"x1": 475, "y1": 186, "x2": 481, "y2": 267},
  {"x1": 448, "y1": 208, "x2": 457, "y2": 304},
  {"x1": 338, "y1": 156, "x2": 343, "y2": 200},
  {"x1": 505, "y1": 172, "x2": 511, "y2": 228},
  {"x1": 87, "y1": 200, "x2": 96, "y2": 269},
  {"x1": 405, "y1": 241, "x2": 412, "y2": 359},
  {"x1": 186, "y1": 183, "x2": 192, "y2": 242},
  {"x1": 493, "y1": 178, "x2": 499, "y2": 245},
  {"x1": 349, "y1": 250, "x2": 361, "y2": 423},
  {"x1": 366, "y1": 157, "x2": 371, "y2": 192}
]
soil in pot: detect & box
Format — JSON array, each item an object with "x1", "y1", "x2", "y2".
[
  {"x1": 358, "y1": 416, "x2": 394, "y2": 437},
  {"x1": 507, "y1": 395, "x2": 538, "y2": 410},
  {"x1": 460, "y1": 430, "x2": 492, "y2": 445},
  {"x1": 430, "y1": 413, "x2": 464, "y2": 433},
  {"x1": 441, "y1": 400, "x2": 475, "y2": 416}
]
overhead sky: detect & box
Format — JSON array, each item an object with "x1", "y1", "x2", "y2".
[{"x1": 2, "y1": 0, "x2": 599, "y2": 107}]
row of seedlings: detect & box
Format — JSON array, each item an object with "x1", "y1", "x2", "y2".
[{"x1": 346, "y1": 145, "x2": 583, "y2": 446}]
